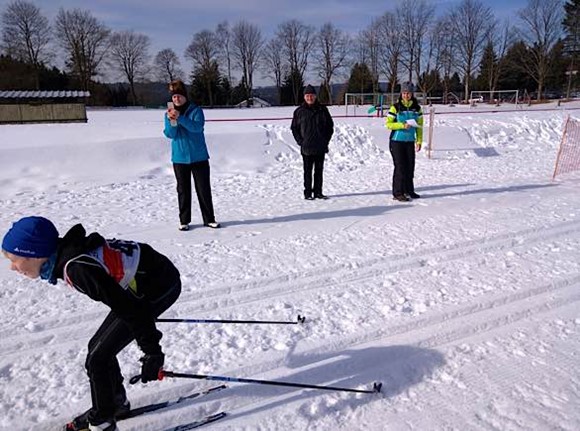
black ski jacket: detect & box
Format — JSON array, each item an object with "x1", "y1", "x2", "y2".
[
  {"x1": 291, "y1": 101, "x2": 334, "y2": 156},
  {"x1": 52, "y1": 224, "x2": 180, "y2": 355}
]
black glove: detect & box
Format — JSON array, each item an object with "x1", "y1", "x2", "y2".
[{"x1": 140, "y1": 353, "x2": 164, "y2": 383}]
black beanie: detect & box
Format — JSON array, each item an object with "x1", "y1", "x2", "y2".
[{"x1": 304, "y1": 85, "x2": 316, "y2": 95}]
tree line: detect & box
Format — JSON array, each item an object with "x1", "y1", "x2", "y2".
[{"x1": 1, "y1": 0, "x2": 579, "y2": 106}]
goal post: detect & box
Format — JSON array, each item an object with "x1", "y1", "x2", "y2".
[
  {"x1": 469, "y1": 90, "x2": 519, "y2": 107},
  {"x1": 344, "y1": 92, "x2": 425, "y2": 116},
  {"x1": 553, "y1": 115, "x2": 580, "y2": 179},
  {"x1": 344, "y1": 93, "x2": 388, "y2": 116}
]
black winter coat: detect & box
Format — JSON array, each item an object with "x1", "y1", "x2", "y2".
[
  {"x1": 291, "y1": 102, "x2": 334, "y2": 156},
  {"x1": 52, "y1": 224, "x2": 181, "y2": 355}
]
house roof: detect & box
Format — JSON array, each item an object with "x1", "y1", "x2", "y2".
[
  {"x1": 0, "y1": 90, "x2": 90, "y2": 99},
  {"x1": 234, "y1": 97, "x2": 271, "y2": 107}
]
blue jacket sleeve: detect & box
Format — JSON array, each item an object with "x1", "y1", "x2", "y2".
[
  {"x1": 177, "y1": 106, "x2": 204, "y2": 133},
  {"x1": 163, "y1": 114, "x2": 177, "y2": 138}
]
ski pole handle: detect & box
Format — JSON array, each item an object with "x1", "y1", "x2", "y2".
[{"x1": 130, "y1": 369, "x2": 166, "y2": 385}]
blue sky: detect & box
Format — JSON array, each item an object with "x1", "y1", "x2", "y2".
[{"x1": 1, "y1": 0, "x2": 530, "y2": 83}]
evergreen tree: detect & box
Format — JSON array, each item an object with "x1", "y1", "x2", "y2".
[
  {"x1": 449, "y1": 72, "x2": 463, "y2": 93},
  {"x1": 545, "y1": 40, "x2": 567, "y2": 93},
  {"x1": 563, "y1": 0, "x2": 580, "y2": 96},
  {"x1": 318, "y1": 81, "x2": 331, "y2": 104},
  {"x1": 190, "y1": 60, "x2": 224, "y2": 106},
  {"x1": 345, "y1": 63, "x2": 374, "y2": 94},
  {"x1": 280, "y1": 68, "x2": 304, "y2": 106},
  {"x1": 498, "y1": 41, "x2": 537, "y2": 94},
  {"x1": 474, "y1": 42, "x2": 497, "y2": 91}
]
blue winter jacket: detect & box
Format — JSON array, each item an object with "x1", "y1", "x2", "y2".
[
  {"x1": 385, "y1": 98, "x2": 423, "y2": 142},
  {"x1": 163, "y1": 103, "x2": 210, "y2": 164}
]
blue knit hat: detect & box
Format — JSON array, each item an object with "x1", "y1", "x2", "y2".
[{"x1": 2, "y1": 216, "x2": 59, "y2": 258}]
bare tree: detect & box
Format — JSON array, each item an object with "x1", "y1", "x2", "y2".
[
  {"x1": 215, "y1": 21, "x2": 233, "y2": 85},
  {"x1": 109, "y1": 30, "x2": 150, "y2": 105},
  {"x1": 153, "y1": 48, "x2": 183, "y2": 83},
  {"x1": 185, "y1": 29, "x2": 219, "y2": 105},
  {"x1": 417, "y1": 19, "x2": 446, "y2": 102},
  {"x1": 262, "y1": 36, "x2": 285, "y2": 104},
  {"x1": 1, "y1": 0, "x2": 51, "y2": 90},
  {"x1": 449, "y1": 0, "x2": 495, "y2": 102},
  {"x1": 517, "y1": 0, "x2": 564, "y2": 100},
  {"x1": 353, "y1": 29, "x2": 370, "y2": 66},
  {"x1": 232, "y1": 20, "x2": 263, "y2": 99},
  {"x1": 313, "y1": 22, "x2": 350, "y2": 102},
  {"x1": 398, "y1": 0, "x2": 436, "y2": 85},
  {"x1": 359, "y1": 19, "x2": 381, "y2": 93},
  {"x1": 276, "y1": 19, "x2": 315, "y2": 104},
  {"x1": 437, "y1": 15, "x2": 459, "y2": 103},
  {"x1": 377, "y1": 12, "x2": 403, "y2": 96},
  {"x1": 1, "y1": 0, "x2": 51, "y2": 69},
  {"x1": 54, "y1": 8, "x2": 110, "y2": 91},
  {"x1": 484, "y1": 20, "x2": 514, "y2": 96}
]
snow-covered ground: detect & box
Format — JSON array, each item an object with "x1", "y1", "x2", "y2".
[{"x1": 0, "y1": 102, "x2": 579, "y2": 431}]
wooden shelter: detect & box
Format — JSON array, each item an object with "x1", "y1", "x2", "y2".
[{"x1": 0, "y1": 90, "x2": 90, "y2": 124}]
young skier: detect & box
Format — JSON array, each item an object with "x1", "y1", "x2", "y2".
[{"x1": 1, "y1": 216, "x2": 181, "y2": 431}]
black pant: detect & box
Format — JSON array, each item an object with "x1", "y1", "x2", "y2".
[
  {"x1": 302, "y1": 154, "x2": 325, "y2": 197},
  {"x1": 173, "y1": 161, "x2": 216, "y2": 225},
  {"x1": 86, "y1": 278, "x2": 181, "y2": 424},
  {"x1": 389, "y1": 140, "x2": 416, "y2": 197}
]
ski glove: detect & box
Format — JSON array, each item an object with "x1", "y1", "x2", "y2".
[{"x1": 140, "y1": 353, "x2": 164, "y2": 383}]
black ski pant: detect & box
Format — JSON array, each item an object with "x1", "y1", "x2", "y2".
[
  {"x1": 302, "y1": 154, "x2": 325, "y2": 197},
  {"x1": 389, "y1": 140, "x2": 416, "y2": 197},
  {"x1": 85, "y1": 275, "x2": 181, "y2": 425},
  {"x1": 173, "y1": 161, "x2": 216, "y2": 225}
]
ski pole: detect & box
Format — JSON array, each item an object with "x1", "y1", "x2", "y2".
[
  {"x1": 156, "y1": 314, "x2": 306, "y2": 325},
  {"x1": 130, "y1": 370, "x2": 382, "y2": 394}
]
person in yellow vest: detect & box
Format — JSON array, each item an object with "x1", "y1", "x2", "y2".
[{"x1": 385, "y1": 82, "x2": 423, "y2": 202}]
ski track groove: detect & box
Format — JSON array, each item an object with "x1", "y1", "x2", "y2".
[
  {"x1": 31, "y1": 274, "x2": 580, "y2": 431},
  {"x1": 1, "y1": 218, "x2": 579, "y2": 358},
  {"x1": 119, "y1": 276, "x2": 580, "y2": 431}
]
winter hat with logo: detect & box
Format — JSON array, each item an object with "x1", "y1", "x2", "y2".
[
  {"x1": 2, "y1": 216, "x2": 59, "y2": 258},
  {"x1": 400, "y1": 82, "x2": 414, "y2": 93},
  {"x1": 304, "y1": 85, "x2": 317, "y2": 95},
  {"x1": 169, "y1": 80, "x2": 188, "y2": 98}
]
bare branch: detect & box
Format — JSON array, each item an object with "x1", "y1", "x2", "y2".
[
  {"x1": 153, "y1": 48, "x2": 183, "y2": 83},
  {"x1": 109, "y1": 30, "x2": 150, "y2": 105},
  {"x1": 54, "y1": 8, "x2": 110, "y2": 91},
  {"x1": 1, "y1": 0, "x2": 51, "y2": 67}
]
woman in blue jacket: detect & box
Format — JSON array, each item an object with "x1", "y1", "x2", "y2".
[{"x1": 164, "y1": 80, "x2": 219, "y2": 231}]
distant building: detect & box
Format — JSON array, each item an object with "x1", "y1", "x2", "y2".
[
  {"x1": 235, "y1": 97, "x2": 272, "y2": 108},
  {"x1": 0, "y1": 90, "x2": 90, "y2": 124}
]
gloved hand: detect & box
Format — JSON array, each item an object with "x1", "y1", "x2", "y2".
[{"x1": 140, "y1": 353, "x2": 164, "y2": 383}]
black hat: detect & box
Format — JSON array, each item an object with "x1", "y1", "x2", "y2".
[{"x1": 304, "y1": 85, "x2": 316, "y2": 95}]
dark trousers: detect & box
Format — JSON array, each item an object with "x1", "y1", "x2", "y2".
[
  {"x1": 86, "y1": 279, "x2": 181, "y2": 424},
  {"x1": 302, "y1": 154, "x2": 325, "y2": 197},
  {"x1": 389, "y1": 140, "x2": 416, "y2": 197},
  {"x1": 173, "y1": 161, "x2": 216, "y2": 225}
]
